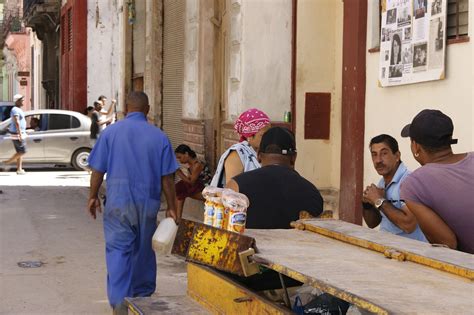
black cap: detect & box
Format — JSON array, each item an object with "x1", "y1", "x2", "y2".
[
  {"x1": 259, "y1": 127, "x2": 297, "y2": 155},
  {"x1": 401, "y1": 109, "x2": 458, "y2": 147}
]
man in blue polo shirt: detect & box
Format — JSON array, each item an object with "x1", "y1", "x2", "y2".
[
  {"x1": 87, "y1": 91, "x2": 179, "y2": 313},
  {"x1": 362, "y1": 134, "x2": 427, "y2": 242}
]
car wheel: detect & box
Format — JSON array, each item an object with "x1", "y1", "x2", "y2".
[{"x1": 72, "y1": 148, "x2": 91, "y2": 171}]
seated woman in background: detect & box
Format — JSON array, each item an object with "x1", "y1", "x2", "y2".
[{"x1": 175, "y1": 144, "x2": 212, "y2": 221}]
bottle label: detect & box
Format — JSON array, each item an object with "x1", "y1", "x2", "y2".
[
  {"x1": 205, "y1": 204, "x2": 214, "y2": 216},
  {"x1": 204, "y1": 204, "x2": 215, "y2": 226},
  {"x1": 213, "y1": 206, "x2": 224, "y2": 228},
  {"x1": 230, "y1": 213, "x2": 246, "y2": 225}
]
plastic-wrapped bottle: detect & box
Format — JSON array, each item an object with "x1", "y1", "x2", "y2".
[
  {"x1": 202, "y1": 186, "x2": 224, "y2": 227},
  {"x1": 222, "y1": 190, "x2": 250, "y2": 234},
  {"x1": 213, "y1": 203, "x2": 225, "y2": 229},
  {"x1": 203, "y1": 200, "x2": 215, "y2": 226},
  {"x1": 152, "y1": 218, "x2": 178, "y2": 255}
]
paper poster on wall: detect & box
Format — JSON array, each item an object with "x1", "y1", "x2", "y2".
[{"x1": 379, "y1": 0, "x2": 446, "y2": 87}]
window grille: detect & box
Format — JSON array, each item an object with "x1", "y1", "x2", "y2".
[{"x1": 447, "y1": 0, "x2": 469, "y2": 39}]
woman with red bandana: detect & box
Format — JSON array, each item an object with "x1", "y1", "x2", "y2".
[{"x1": 210, "y1": 108, "x2": 271, "y2": 187}]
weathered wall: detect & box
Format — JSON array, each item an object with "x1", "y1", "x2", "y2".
[
  {"x1": 144, "y1": 0, "x2": 163, "y2": 124},
  {"x1": 5, "y1": 32, "x2": 32, "y2": 110},
  {"x1": 236, "y1": 0, "x2": 292, "y2": 122},
  {"x1": 295, "y1": 0, "x2": 344, "y2": 211},
  {"x1": 183, "y1": 0, "x2": 200, "y2": 119},
  {"x1": 133, "y1": 0, "x2": 146, "y2": 77},
  {"x1": 182, "y1": 0, "x2": 216, "y2": 120},
  {"x1": 30, "y1": 31, "x2": 46, "y2": 109},
  {"x1": 181, "y1": 0, "x2": 217, "y2": 167},
  {"x1": 364, "y1": 2, "x2": 474, "y2": 186},
  {"x1": 87, "y1": 0, "x2": 123, "y2": 112}
]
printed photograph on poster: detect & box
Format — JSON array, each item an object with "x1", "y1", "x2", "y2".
[
  {"x1": 402, "y1": 43, "x2": 413, "y2": 64},
  {"x1": 390, "y1": 32, "x2": 403, "y2": 66},
  {"x1": 389, "y1": 65, "x2": 403, "y2": 78},
  {"x1": 397, "y1": 5, "x2": 412, "y2": 27},
  {"x1": 432, "y1": 0, "x2": 442, "y2": 15},
  {"x1": 413, "y1": 19, "x2": 426, "y2": 41},
  {"x1": 404, "y1": 27, "x2": 412, "y2": 40},
  {"x1": 387, "y1": 8, "x2": 397, "y2": 24},
  {"x1": 381, "y1": 28, "x2": 390, "y2": 42},
  {"x1": 414, "y1": 0, "x2": 427, "y2": 19},
  {"x1": 434, "y1": 17, "x2": 444, "y2": 51},
  {"x1": 428, "y1": 17, "x2": 445, "y2": 69},
  {"x1": 413, "y1": 42, "x2": 428, "y2": 71},
  {"x1": 385, "y1": 50, "x2": 390, "y2": 61}
]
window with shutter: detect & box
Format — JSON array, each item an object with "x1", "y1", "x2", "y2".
[
  {"x1": 447, "y1": 0, "x2": 469, "y2": 39},
  {"x1": 61, "y1": 18, "x2": 67, "y2": 55},
  {"x1": 68, "y1": 8, "x2": 73, "y2": 51}
]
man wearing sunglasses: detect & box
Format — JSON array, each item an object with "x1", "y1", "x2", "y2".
[{"x1": 362, "y1": 134, "x2": 427, "y2": 242}]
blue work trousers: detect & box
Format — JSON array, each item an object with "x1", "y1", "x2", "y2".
[{"x1": 103, "y1": 197, "x2": 160, "y2": 307}]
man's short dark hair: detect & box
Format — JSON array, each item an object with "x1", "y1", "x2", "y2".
[
  {"x1": 98, "y1": 95, "x2": 107, "y2": 101},
  {"x1": 369, "y1": 134, "x2": 399, "y2": 154},
  {"x1": 259, "y1": 127, "x2": 297, "y2": 156}
]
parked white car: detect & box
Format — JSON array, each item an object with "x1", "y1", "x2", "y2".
[{"x1": 0, "y1": 109, "x2": 92, "y2": 170}]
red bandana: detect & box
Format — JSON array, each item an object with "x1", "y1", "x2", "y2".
[{"x1": 234, "y1": 108, "x2": 270, "y2": 142}]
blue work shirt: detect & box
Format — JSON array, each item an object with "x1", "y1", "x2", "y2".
[
  {"x1": 9, "y1": 106, "x2": 26, "y2": 134},
  {"x1": 88, "y1": 112, "x2": 179, "y2": 208},
  {"x1": 377, "y1": 162, "x2": 427, "y2": 242}
]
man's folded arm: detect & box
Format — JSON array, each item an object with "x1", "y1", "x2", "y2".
[{"x1": 404, "y1": 201, "x2": 457, "y2": 249}]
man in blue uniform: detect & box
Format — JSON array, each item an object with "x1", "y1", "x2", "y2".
[{"x1": 87, "y1": 91, "x2": 178, "y2": 313}]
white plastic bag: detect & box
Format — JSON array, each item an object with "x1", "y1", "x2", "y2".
[{"x1": 152, "y1": 218, "x2": 178, "y2": 255}]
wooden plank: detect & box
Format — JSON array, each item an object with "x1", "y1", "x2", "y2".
[
  {"x1": 246, "y1": 228, "x2": 474, "y2": 314},
  {"x1": 299, "y1": 219, "x2": 474, "y2": 278},
  {"x1": 125, "y1": 296, "x2": 209, "y2": 315}
]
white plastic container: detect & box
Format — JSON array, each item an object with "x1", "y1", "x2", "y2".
[{"x1": 152, "y1": 218, "x2": 178, "y2": 255}]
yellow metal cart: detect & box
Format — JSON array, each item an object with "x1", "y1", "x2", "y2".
[{"x1": 127, "y1": 218, "x2": 474, "y2": 314}]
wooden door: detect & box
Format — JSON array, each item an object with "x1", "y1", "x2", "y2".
[{"x1": 214, "y1": 0, "x2": 230, "y2": 160}]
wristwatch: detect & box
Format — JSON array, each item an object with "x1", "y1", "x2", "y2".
[{"x1": 375, "y1": 198, "x2": 386, "y2": 209}]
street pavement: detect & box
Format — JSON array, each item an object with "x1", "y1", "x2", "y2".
[{"x1": 0, "y1": 169, "x2": 202, "y2": 315}]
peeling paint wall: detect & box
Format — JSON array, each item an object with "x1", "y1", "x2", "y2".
[
  {"x1": 182, "y1": 0, "x2": 216, "y2": 120},
  {"x1": 183, "y1": 0, "x2": 200, "y2": 119},
  {"x1": 239, "y1": 0, "x2": 292, "y2": 122},
  {"x1": 30, "y1": 31, "x2": 46, "y2": 109},
  {"x1": 87, "y1": 0, "x2": 123, "y2": 112},
  {"x1": 182, "y1": 0, "x2": 291, "y2": 123}
]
